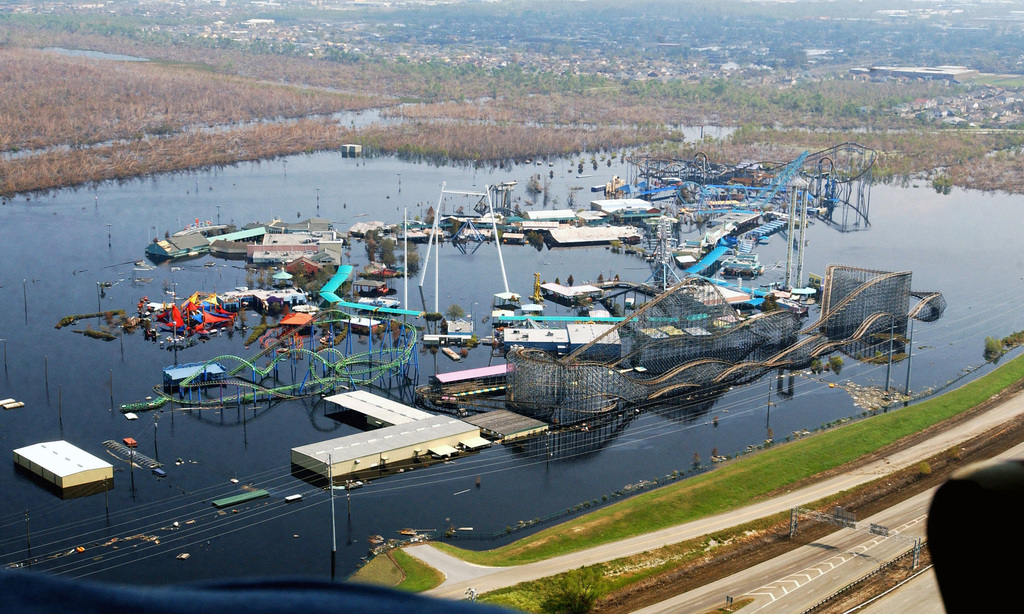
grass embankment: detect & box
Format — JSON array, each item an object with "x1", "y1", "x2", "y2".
[
  {"x1": 348, "y1": 553, "x2": 404, "y2": 588},
  {"x1": 430, "y1": 353, "x2": 1024, "y2": 568},
  {"x1": 348, "y1": 549, "x2": 444, "y2": 592},
  {"x1": 392, "y1": 549, "x2": 445, "y2": 592},
  {"x1": 478, "y1": 520, "x2": 773, "y2": 613}
]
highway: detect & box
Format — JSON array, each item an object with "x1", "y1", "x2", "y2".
[
  {"x1": 632, "y1": 490, "x2": 933, "y2": 613},
  {"x1": 406, "y1": 387, "x2": 1024, "y2": 610},
  {"x1": 633, "y1": 439, "x2": 1024, "y2": 613}
]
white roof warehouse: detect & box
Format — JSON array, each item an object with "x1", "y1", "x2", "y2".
[
  {"x1": 13, "y1": 440, "x2": 113, "y2": 497},
  {"x1": 291, "y1": 415, "x2": 482, "y2": 481}
]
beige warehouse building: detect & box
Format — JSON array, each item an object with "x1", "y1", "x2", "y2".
[
  {"x1": 291, "y1": 414, "x2": 487, "y2": 482},
  {"x1": 13, "y1": 440, "x2": 113, "y2": 498}
]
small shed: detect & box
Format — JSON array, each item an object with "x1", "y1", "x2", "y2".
[
  {"x1": 353, "y1": 279, "x2": 386, "y2": 296},
  {"x1": 13, "y1": 441, "x2": 113, "y2": 497}
]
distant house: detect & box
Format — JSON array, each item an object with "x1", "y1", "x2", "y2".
[{"x1": 286, "y1": 256, "x2": 323, "y2": 276}]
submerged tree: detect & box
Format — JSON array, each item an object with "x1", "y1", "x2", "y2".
[
  {"x1": 828, "y1": 355, "x2": 844, "y2": 375},
  {"x1": 446, "y1": 303, "x2": 466, "y2": 320},
  {"x1": 378, "y1": 237, "x2": 397, "y2": 268},
  {"x1": 403, "y1": 244, "x2": 421, "y2": 276},
  {"x1": 984, "y1": 336, "x2": 1003, "y2": 362}
]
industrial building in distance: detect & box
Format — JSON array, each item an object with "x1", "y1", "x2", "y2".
[{"x1": 850, "y1": 65, "x2": 978, "y2": 82}]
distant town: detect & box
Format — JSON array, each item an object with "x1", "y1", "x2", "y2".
[{"x1": 5, "y1": 0, "x2": 1024, "y2": 129}]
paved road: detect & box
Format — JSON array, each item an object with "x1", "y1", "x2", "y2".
[
  {"x1": 631, "y1": 492, "x2": 932, "y2": 614},
  {"x1": 860, "y1": 568, "x2": 942, "y2": 614},
  {"x1": 405, "y1": 386, "x2": 1024, "y2": 605},
  {"x1": 635, "y1": 438, "x2": 1024, "y2": 613}
]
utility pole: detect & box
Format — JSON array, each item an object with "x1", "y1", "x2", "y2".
[
  {"x1": 905, "y1": 319, "x2": 915, "y2": 397},
  {"x1": 329, "y1": 454, "x2": 336, "y2": 580},
  {"x1": 885, "y1": 316, "x2": 895, "y2": 393}
]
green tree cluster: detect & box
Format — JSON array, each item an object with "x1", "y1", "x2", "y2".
[{"x1": 542, "y1": 567, "x2": 604, "y2": 614}]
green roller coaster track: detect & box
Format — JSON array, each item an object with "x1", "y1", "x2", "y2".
[{"x1": 121, "y1": 309, "x2": 419, "y2": 413}]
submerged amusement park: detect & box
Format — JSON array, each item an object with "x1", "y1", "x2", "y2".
[{"x1": 0, "y1": 140, "x2": 1020, "y2": 585}]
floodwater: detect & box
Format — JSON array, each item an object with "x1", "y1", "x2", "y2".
[
  {"x1": 0, "y1": 152, "x2": 1021, "y2": 584},
  {"x1": 42, "y1": 47, "x2": 150, "y2": 62}
]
